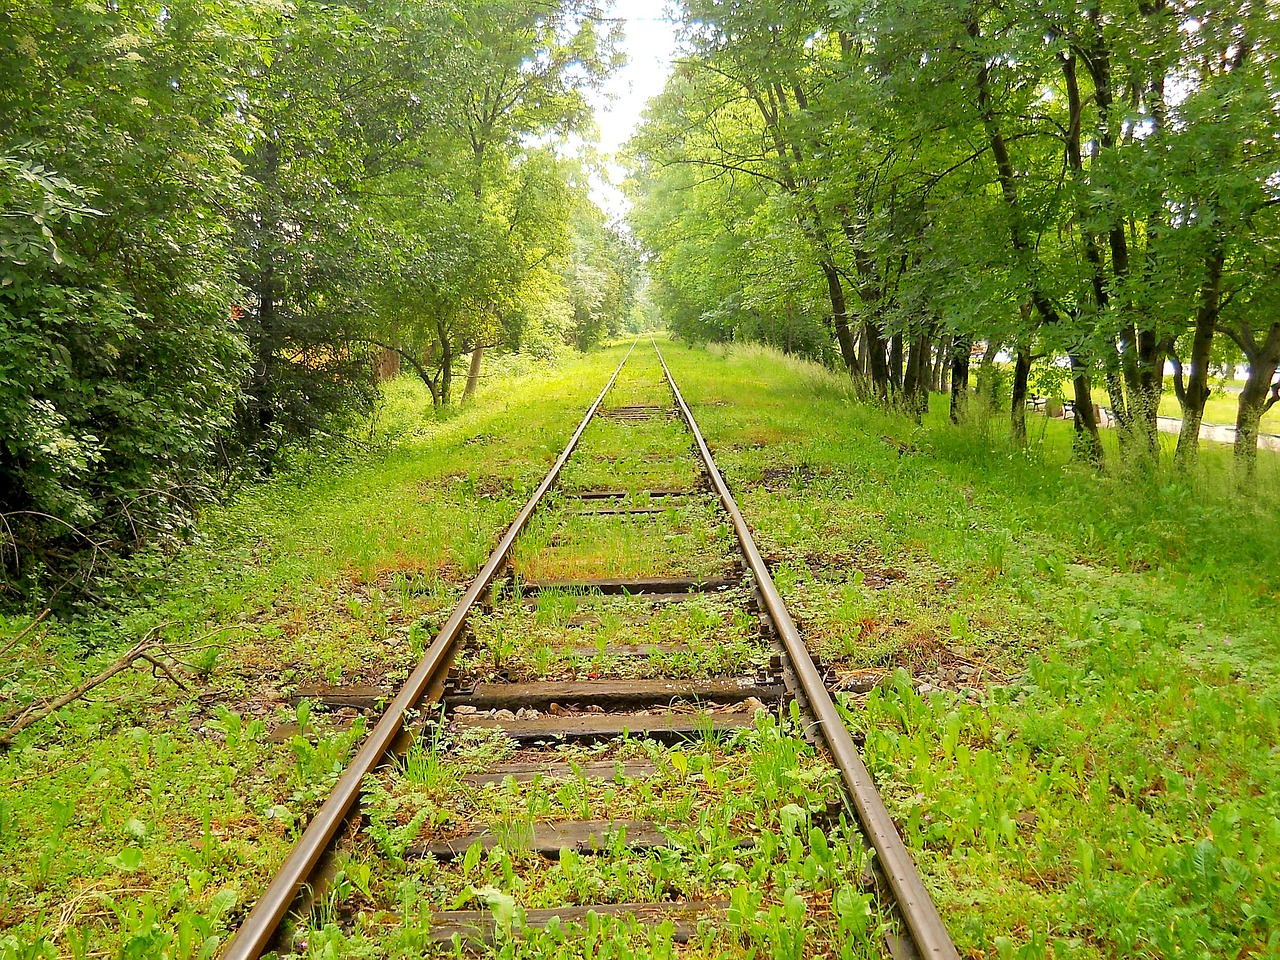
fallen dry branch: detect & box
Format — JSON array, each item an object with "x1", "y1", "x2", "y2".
[
  {"x1": 0, "y1": 607, "x2": 51, "y2": 662},
  {"x1": 0, "y1": 623, "x2": 221, "y2": 749}
]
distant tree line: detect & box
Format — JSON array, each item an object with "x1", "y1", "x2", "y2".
[
  {"x1": 629, "y1": 0, "x2": 1279, "y2": 480},
  {"x1": 0, "y1": 0, "x2": 637, "y2": 602}
]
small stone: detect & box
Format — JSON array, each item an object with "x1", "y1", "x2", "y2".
[
  {"x1": 453, "y1": 705, "x2": 478, "y2": 715},
  {"x1": 494, "y1": 709, "x2": 516, "y2": 722}
]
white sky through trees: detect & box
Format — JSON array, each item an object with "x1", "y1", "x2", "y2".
[{"x1": 588, "y1": 2, "x2": 678, "y2": 216}]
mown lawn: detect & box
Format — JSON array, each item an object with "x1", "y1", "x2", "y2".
[
  {"x1": 2, "y1": 340, "x2": 1277, "y2": 959},
  {"x1": 1081, "y1": 380, "x2": 1280, "y2": 431}
]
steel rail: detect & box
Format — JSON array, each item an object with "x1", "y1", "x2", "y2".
[
  {"x1": 653, "y1": 341, "x2": 960, "y2": 960},
  {"x1": 223, "y1": 341, "x2": 638, "y2": 960}
]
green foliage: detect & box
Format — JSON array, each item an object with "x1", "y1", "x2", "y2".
[
  {"x1": 1, "y1": 0, "x2": 250, "y2": 599},
  {"x1": 0, "y1": 0, "x2": 630, "y2": 599},
  {"x1": 629, "y1": 0, "x2": 1280, "y2": 469}
]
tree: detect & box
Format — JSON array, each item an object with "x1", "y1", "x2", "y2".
[
  {"x1": 630, "y1": 0, "x2": 1280, "y2": 480},
  {"x1": 369, "y1": 0, "x2": 620, "y2": 404},
  {"x1": 1, "y1": 0, "x2": 250, "y2": 597}
]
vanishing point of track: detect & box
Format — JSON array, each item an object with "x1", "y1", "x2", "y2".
[{"x1": 223, "y1": 341, "x2": 959, "y2": 960}]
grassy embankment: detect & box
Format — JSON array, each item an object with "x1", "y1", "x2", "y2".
[{"x1": 2, "y1": 340, "x2": 1278, "y2": 958}]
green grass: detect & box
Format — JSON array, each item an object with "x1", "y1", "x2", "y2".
[
  {"x1": 1078, "y1": 378, "x2": 1280, "y2": 430},
  {"x1": 2, "y1": 338, "x2": 1277, "y2": 959},
  {"x1": 275, "y1": 345, "x2": 898, "y2": 958},
  {"x1": 663, "y1": 341, "x2": 1280, "y2": 959},
  {"x1": 457, "y1": 590, "x2": 765, "y2": 683},
  {"x1": 0, "y1": 351, "x2": 624, "y2": 958}
]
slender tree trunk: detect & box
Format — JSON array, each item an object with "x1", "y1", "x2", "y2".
[
  {"x1": 1011, "y1": 344, "x2": 1032, "y2": 445},
  {"x1": 819, "y1": 259, "x2": 858, "y2": 373},
  {"x1": 244, "y1": 138, "x2": 281, "y2": 463},
  {"x1": 463, "y1": 345, "x2": 484, "y2": 402},
  {"x1": 1133, "y1": 327, "x2": 1163, "y2": 455},
  {"x1": 938, "y1": 333, "x2": 952, "y2": 394},
  {"x1": 865, "y1": 319, "x2": 891, "y2": 398},
  {"x1": 950, "y1": 335, "x2": 971, "y2": 424},
  {"x1": 1104, "y1": 364, "x2": 1130, "y2": 435},
  {"x1": 438, "y1": 325, "x2": 454, "y2": 406},
  {"x1": 902, "y1": 331, "x2": 930, "y2": 421},
  {"x1": 889, "y1": 333, "x2": 904, "y2": 393},
  {"x1": 976, "y1": 340, "x2": 999, "y2": 412},
  {"x1": 1175, "y1": 248, "x2": 1225, "y2": 470}
]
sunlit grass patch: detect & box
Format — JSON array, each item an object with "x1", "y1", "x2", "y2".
[
  {"x1": 658, "y1": 340, "x2": 1280, "y2": 958},
  {"x1": 297, "y1": 714, "x2": 889, "y2": 958},
  {"x1": 0, "y1": 348, "x2": 630, "y2": 954}
]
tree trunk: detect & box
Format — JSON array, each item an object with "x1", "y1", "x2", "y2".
[
  {"x1": 362, "y1": 338, "x2": 438, "y2": 405},
  {"x1": 865, "y1": 319, "x2": 891, "y2": 398},
  {"x1": 1175, "y1": 248, "x2": 1225, "y2": 470},
  {"x1": 1069, "y1": 353, "x2": 1104, "y2": 465},
  {"x1": 244, "y1": 137, "x2": 281, "y2": 464},
  {"x1": 1011, "y1": 344, "x2": 1032, "y2": 445},
  {"x1": 902, "y1": 331, "x2": 931, "y2": 421},
  {"x1": 1132, "y1": 327, "x2": 1163, "y2": 457},
  {"x1": 440, "y1": 341, "x2": 454, "y2": 405},
  {"x1": 976, "y1": 340, "x2": 999, "y2": 412},
  {"x1": 373, "y1": 347, "x2": 401, "y2": 382},
  {"x1": 950, "y1": 335, "x2": 971, "y2": 424},
  {"x1": 1233, "y1": 325, "x2": 1280, "y2": 485},
  {"x1": 889, "y1": 332, "x2": 904, "y2": 393},
  {"x1": 819, "y1": 259, "x2": 858, "y2": 374},
  {"x1": 1103, "y1": 363, "x2": 1131, "y2": 435},
  {"x1": 937, "y1": 333, "x2": 952, "y2": 394},
  {"x1": 463, "y1": 345, "x2": 484, "y2": 402}
]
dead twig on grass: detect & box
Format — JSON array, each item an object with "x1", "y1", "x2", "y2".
[{"x1": 0, "y1": 622, "x2": 224, "y2": 750}]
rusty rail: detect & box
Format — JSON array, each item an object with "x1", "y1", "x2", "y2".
[
  {"x1": 653, "y1": 340, "x2": 960, "y2": 960},
  {"x1": 222, "y1": 342, "x2": 637, "y2": 960}
]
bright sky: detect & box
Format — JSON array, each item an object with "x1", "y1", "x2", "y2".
[{"x1": 587, "y1": 1, "x2": 679, "y2": 217}]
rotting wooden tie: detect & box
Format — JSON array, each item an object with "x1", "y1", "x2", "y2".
[
  {"x1": 564, "y1": 642, "x2": 691, "y2": 656},
  {"x1": 427, "y1": 900, "x2": 729, "y2": 945},
  {"x1": 462, "y1": 760, "x2": 659, "y2": 786},
  {"x1": 447, "y1": 678, "x2": 784, "y2": 711},
  {"x1": 518, "y1": 576, "x2": 739, "y2": 597},
  {"x1": 452, "y1": 711, "x2": 760, "y2": 744},
  {"x1": 289, "y1": 683, "x2": 388, "y2": 710},
  {"x1": 575, "y1": 505, "x2": 671, "y2": 516},
  {"x1": 600, "y1": 405, "x2": 674, "y2": 422},
  {"x1": 407, "y1": 820, "x2": 672, "y2": 860},
  {"x1": 571, "y1": 488, "x2": 699, "y2": 500}
]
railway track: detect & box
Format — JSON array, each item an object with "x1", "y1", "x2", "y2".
[{"x1": 223, "y1": 341, "x2": 958, "y2": 959}]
